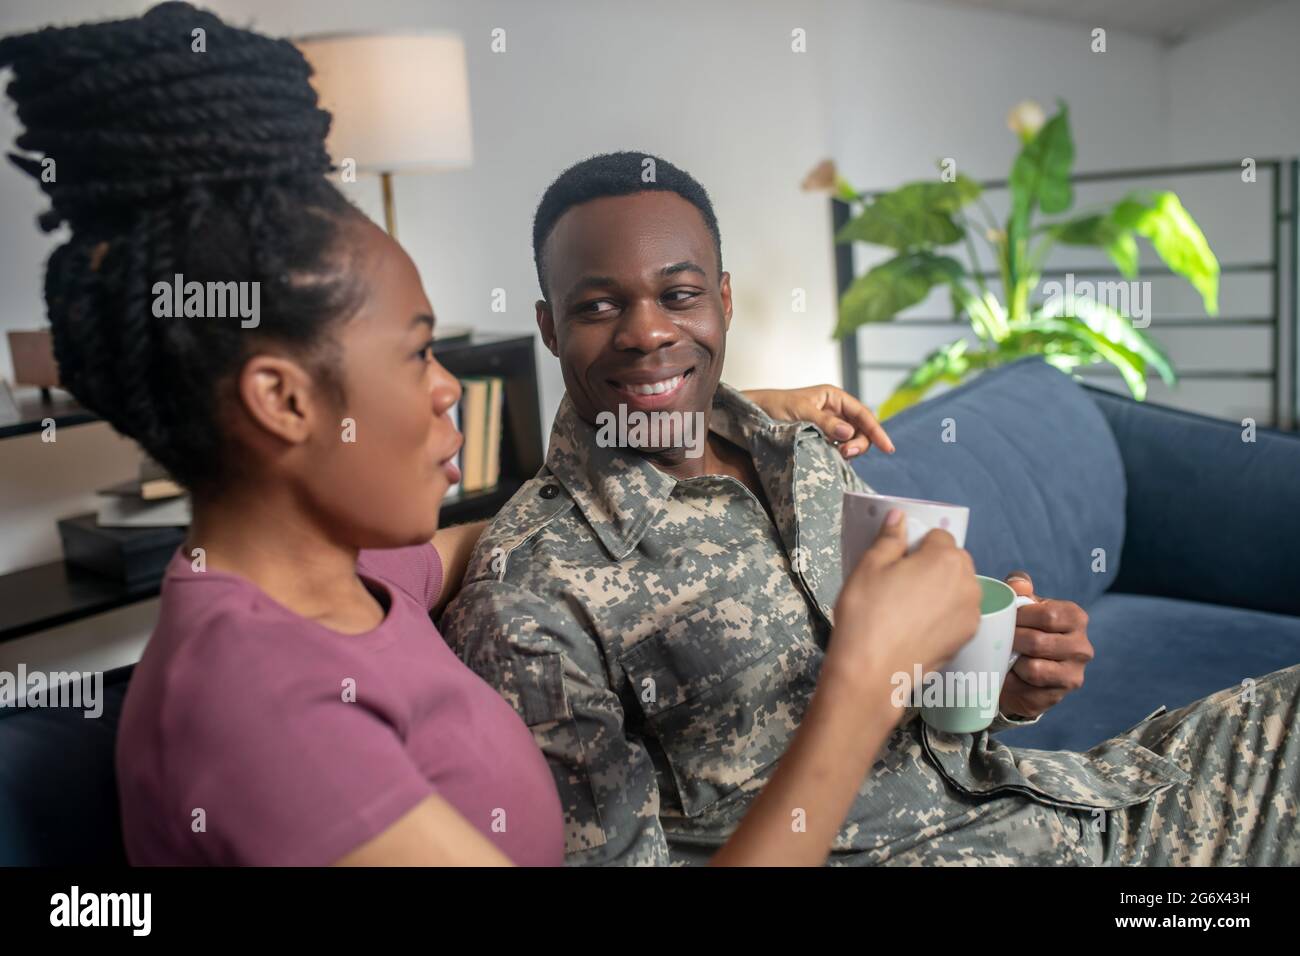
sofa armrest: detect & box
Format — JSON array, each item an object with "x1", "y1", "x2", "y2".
[{"x1": 1088, "y1": 386, "x2": 1300, "y2": 617}]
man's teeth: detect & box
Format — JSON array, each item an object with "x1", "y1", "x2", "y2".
[{"x1": 623, "y1": 375, "x2": 683, "y2": 396}]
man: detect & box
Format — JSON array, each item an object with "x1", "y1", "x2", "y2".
[{"x1": 440, "y1": 152, "x2": 1299, "y2": 866}]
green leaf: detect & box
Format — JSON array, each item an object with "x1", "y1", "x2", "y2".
[
  {"x1": 1111, "y1": 191, "x2": 1220, "y2": 314},
  {"x1": 835, "y1": 252, "x2": 966, "y2": 336},
  {"x1": 878, "y1": 340, "x2": 971, "y2": 418},
  {"x1": 950, "y1": 283, "x2": 1010, "y2": 341},
  {"x1": 836, "y1": 176, "x2": 981, "y2": 250},
  {"x1": 1022, "y1": 315, "x2": 1150, "y2": 399},
  {"x1": 1006, "y1": 104, "x2": 1074, "y2": 317},
  {"x1": 1043, "y1": 213, "x2": 1139, "y2": 277},
  {"x1": 1038, "y1": 295, "x2": 1176, "y2": 385},
  {"x1": 1010, "y1": 102, "x2": 1076, "y2": 224}
]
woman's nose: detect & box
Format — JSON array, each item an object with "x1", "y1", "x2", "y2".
[{"x1": 431, "y1": 360, "x2": 461, "y2": 413}]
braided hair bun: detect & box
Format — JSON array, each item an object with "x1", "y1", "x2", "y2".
[{"x1": 0, "y1": 1, "x2": 364, "y2": 493}]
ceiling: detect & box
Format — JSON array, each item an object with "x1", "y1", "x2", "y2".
[{"x1": 914, "y1": 0, "x2": 1283, "y2": 44}]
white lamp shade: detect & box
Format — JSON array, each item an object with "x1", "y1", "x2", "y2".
[{"x1": 296, "y1": 33, "x2": 473, "y2": 173}]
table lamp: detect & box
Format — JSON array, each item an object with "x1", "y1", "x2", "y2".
[{"x1": 295, "y1": 32, "x2": 473, "y2": 237}]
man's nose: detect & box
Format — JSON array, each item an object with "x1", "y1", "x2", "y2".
[{"x1": 611, "y1": 299, "x2": 678, "y2": 352}]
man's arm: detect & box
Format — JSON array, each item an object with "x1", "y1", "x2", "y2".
[{"x1": 441, "y1": 577, "x2": 671, "y2": 866}]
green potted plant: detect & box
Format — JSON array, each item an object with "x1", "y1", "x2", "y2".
[{"x1": 806, "y1": 100, "x2": 1220, "y2": 418}]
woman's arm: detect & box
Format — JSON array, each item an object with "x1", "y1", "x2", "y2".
[
  {"x1": 709, "y1": 658, "x2": 900, "y2": 866},
  {"x1": 710, "y1": 511, "x2": 981, "y2": 866},
  {"x1": 430, "y1": 520, "x2": 487, "y2": 617},
  {"x1": 745, "y1": 384, "x2": 895, "y2": 458},
  {"x1": 338, "y1": 514, "x2": 978, "y2": 868},
  {"x1": 334, "y1": 793, "x2": 513, "y2": 866}
]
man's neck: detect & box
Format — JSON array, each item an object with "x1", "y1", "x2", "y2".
[{"x1": 643, "y1": 417, "x2": 769, "y2": 511}]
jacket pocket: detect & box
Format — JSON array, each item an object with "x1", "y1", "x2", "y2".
[
  {"x1": 921, "y1": 720, "x2": 1191, "y2": 812},
  {"x1": 618, "y1": 600, "x2": 801, "y2": 818}
]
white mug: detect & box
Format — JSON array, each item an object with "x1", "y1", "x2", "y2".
[{"x1": 918, "y1": 575, "x2": 1036, "y2": 734}]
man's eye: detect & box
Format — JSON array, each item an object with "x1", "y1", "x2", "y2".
[
  {"x1": 578, "y1": 300, "x2": 617, "y2": 315},
  {"x1": 663, "y1": 290, "x2": 701, "y2": 305},
  {"x1": 416, "y1": 340, "x2": 436, "y2": 362}
]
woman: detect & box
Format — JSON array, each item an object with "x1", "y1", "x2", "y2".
[{"x1": 0, "y1": 3, "x2": 981, "y2": 866}]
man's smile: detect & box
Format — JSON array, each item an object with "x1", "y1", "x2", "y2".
[{"x1": 605, "y1": 367, "x2": 694, "y2": 410}]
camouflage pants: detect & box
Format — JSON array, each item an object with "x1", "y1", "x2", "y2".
[
  {"x1": 869, "y1": 663, "x2": 1300, "y2": 866},
  {"x1": 1085, "y1": 662, "x2": 1300, "y2": 865}
]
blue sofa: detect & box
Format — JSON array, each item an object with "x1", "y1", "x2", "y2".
[{"x1": 2, "y1": 357, "x2": 1297, "y2": 865}]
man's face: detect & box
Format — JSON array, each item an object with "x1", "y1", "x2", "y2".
[{"x1": 536, "y1": 191, "x2": 732, "y2": 449}]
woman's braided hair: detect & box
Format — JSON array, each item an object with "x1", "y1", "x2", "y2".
[{"x1": 0, "y1": 1, "x2": 365, "y2": 494}]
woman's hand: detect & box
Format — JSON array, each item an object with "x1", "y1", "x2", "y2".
[
  {"x1": 744, "y1": 384, "x2": 894, "y2": 458},
  {"x1": 709, "y1": 509, "x2": 980, "y2": 867},
  {"x1": 824, "y1": 509, "x2": 982, "y2": 712}
]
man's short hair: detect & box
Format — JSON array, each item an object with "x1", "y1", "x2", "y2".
[{"x1": 531, "y1": 151, "x2": 723, "y2": 299}]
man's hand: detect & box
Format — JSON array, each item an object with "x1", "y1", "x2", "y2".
[
  {"x1": 999, "y1": 571, "x2": 1093, "y2": 720},
  {"x1": 743, "y1": 384, "x2": 895, "y2": 458}
]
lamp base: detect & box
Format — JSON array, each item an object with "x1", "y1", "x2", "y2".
[{"x1": 381, "y1": 170, "x2": 397, "y2": 237}]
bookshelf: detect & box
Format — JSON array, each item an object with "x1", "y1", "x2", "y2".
[{"x1": 0, "y1": 332, "x2": 544, "y2": 643}]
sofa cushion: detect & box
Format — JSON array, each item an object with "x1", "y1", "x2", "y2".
[
  {"x1": 996, "y1": 592, "x2": 1300, "y2": 752},
  {"x1": 853, "y1": 358, "x2": 1126, "y2": 606},
  {"x1": 1087, "y1": 385, "x2": 1300, "y2": 618},
  {"x1": 0, "y1": 667, "x2": 130, "y2": 865}
]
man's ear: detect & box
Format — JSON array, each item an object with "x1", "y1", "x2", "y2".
[
  {"x1": 720, "y1": 271, "x2": 733, "y2": 331},
  {"x1": 536, "y1": 300, "x2": 559, "y2": 357},
  {"x1": 235, "y1": 353, "x2": 320, "y2": 447}
]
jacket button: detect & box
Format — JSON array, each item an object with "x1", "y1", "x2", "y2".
[{"x1": 539, "y1": 484, "x2": 559, "y2": 499}]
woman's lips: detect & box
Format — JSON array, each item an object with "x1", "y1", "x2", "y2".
[{"x1": 438, "y1": 433, "x2": 463, "y2": 485}]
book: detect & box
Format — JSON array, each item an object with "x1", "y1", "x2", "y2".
[
  {"x1": 96, "y1": 456, "x2": 189, "y2": 527},
  {"x1": 97, "y1": 493, "x2": 192, "y2": 528},
  {"x1": 446, "y1": 400, "x2": 461, "y2": 499},
  {"x1": 58, "y1": 513, "x2": 186, "y2": 589},
  {"x1": 457, "y1": 376, "x2": 504, "y2": 493},
  {"x1": 459, "y1": 378, "x2": 489, "y2": 492},
  {"x1": 98, "y1": 476, "x2": 184, "y2": 501},
  {"x1": 483, "y1": 377, "x2": 503, "y2": 490}
]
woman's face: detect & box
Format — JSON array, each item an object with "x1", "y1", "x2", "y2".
[{"x1": 288, "y1": 219, "x2": 462, "y2": 548}]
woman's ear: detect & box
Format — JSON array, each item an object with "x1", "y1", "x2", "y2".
[{"x1": 235, "y1": 353, "x2": 321, "y2": 446}]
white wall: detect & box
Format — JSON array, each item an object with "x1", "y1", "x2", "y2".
[
  {"x1": 1165, "y1": 0, "x2": 1300, "y2": 162},
  {"x1": 1158, "y1": 1, "x2": 1300, "y2": 425}
]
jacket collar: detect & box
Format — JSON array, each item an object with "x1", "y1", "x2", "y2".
[{"x1": 545, "y1": 383, "x2": 819, "y2": 560}]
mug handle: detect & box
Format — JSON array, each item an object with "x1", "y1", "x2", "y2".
[{"x1": 1005, "y1": 594, "x2": 1037, "y2": 667}]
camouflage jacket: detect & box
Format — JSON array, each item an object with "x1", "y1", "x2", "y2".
[{"x1": 440, "y1": 385, "x2": 1187, "y2": 865}]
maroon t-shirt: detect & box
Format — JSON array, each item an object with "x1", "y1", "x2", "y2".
[{"x1": 116, "y1": 543, "x2": 564, "y2": 866}]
